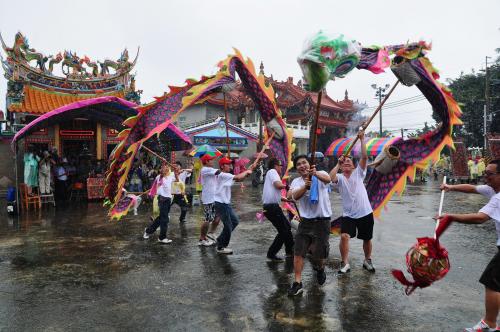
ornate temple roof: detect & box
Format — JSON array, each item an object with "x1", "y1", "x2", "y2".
[
  {"x1": 201, "y1": 62, "x2": 360, "y2": 130},
  {"x1": 9, "y1": 85, "x2": 125, "y2": 114},
  {"x1": 271, "y1": 77, "x2": 355, "y2": 112},
  {"x1": 1, "y1": 32, "x2": 141, "y2": 115}
]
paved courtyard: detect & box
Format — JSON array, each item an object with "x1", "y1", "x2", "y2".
[{"x1": 0, "y1": 179, "x2": 496, "y2": 331}]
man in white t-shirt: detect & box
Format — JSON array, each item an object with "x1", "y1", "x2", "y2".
[
  {"x1": 198, "y1": 154, "x2": 221, "y2": 246},
  {"x1": 214, "y1": 157, "x2": 253, "y2": 254},
  {"x1": 171, "y1": 161, "x2": 192, "y2": 223},
  {"x1": 143, "y1": 165, "x2": 176, "y2": 244},
  {"x1": 330, "y1": 129, "x2": 375, "y2": 275},
  {"x1": 438, "y1": 159, "x2": 500, "y2": 332},
  {"x1": 262, "y1": 158, "x2": 294, "y2": 261},
  {"x1": 286, "y1": 155, "x2": 332, "y2": 296}
]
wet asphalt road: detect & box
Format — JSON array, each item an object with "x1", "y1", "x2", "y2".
[{"x1": 0, "y1": 178, "x2": 497, "y2": 331}]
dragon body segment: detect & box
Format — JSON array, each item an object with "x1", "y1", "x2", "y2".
[
  {"x1": 360, "y1": 43, "x2": 461, "y2": 216},
  {"x1": 105, "y1": 49, "x2": 293, "y2": 219},
  {"x1": 298, "y1": 33, "x2": 461, "y2": 217}
]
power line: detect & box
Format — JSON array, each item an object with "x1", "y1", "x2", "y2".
[
  {"x1": 363, "y1": 94, "x2": 426, "y2": 110},
  {"x1": 377, "y1": 108, "x2": 433, "y2": 118},
  {"x1": 364, "y1": 94, "x2": 425, "y2": 108}
]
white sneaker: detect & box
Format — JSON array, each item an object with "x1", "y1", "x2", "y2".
[
  {"x1": 158, "y1": 238, "x2": 173, "y2": 244},
  {"x1": 363, "y1": 259, "x2": 376, "y2": 272},
  {"x1": 143, "y1": 228, "x2": 151, "y2": 239},
  {"x1": 198, "y1": 239, "x2": 205, "y2": 246},
  {"x1": 338, "y1": 262, "x2": 351, "y2": 275},
  {"x1": 464, "y1": 319, "x2": 497, "y2": 331},
  {"x1": 203, "y1": 239, "x2": 216, "y2": 247},
  {"x1": 216, "y1": 247, "x2": 233, "y2": 254}
]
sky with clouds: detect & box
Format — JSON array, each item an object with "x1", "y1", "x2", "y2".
[{"x1": 1, "y1": 0, "x2": 498, "y2": 134}]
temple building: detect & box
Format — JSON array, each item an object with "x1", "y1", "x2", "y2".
[
  {"x1": 261, "y1": 63, "x2": 365, "y2": 153},
  {"x1": 183, "y1": 117, "x2": 258, "y2": 156},
  {"x1": 176, "y1": 62, "x2": 365, "y2": 156},
  {"x1": 1, "y1": 32, "x2": 141, "y2": 160}
]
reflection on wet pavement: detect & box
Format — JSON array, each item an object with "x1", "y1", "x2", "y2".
[{"x1": 0, "y1": 179, "x2": 496, "y2": 331}]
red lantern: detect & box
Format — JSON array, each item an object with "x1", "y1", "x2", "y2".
[{"x1": 392, "y1": 216, "x2": 453, "y2": 295}]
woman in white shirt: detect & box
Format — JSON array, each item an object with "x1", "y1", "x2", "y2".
[
  {"x1": 171, "y1": 161, "x2": 192, "y2": 223},
  {"x1": 143, "y1": 165, "x2": 175, "y2": 244}
]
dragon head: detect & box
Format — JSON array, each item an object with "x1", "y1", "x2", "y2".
[{"x1": 297, "y1": 31, "x2": 361, "y2": 92}]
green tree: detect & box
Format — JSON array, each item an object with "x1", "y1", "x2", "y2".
[
  {"x1": 366, "y1": 130, "x2": 392, "y2": 138},
  {"x1": 447, "y1": 49, "x2": 500, "y2": 147},
  {"x1": 407, "y1": 122, "x2": 436, "y2": 138}
]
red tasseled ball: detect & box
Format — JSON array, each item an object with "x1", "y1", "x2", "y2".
[{"x1": 392, "y1": 237, "x2": 450, "y2": 295}]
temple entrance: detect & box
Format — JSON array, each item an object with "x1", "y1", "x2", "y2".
[
  {"x1": 27, "y1": 142, "x2": 49, "y2": 155},
  {"x1": 61, "y1": 139, "x2": 96, "y2": 161}
]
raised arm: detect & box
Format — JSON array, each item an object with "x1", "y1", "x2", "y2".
[
  {"x1": 358, "y1": 129, "x2": 367, "y2": 170},
  {"x1": 329, "y1": 155, "x2": 344, "y2": 183},
  {"x1": 233, "y1": 169, "x2": 252, "y2": 182}
]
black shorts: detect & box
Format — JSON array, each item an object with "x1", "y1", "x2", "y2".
[
  {"x1": 294, "y1": 218, "x2": 330, "y2": 260},
  {"x1": 480, "y1": 248, "x2": 500, "y2": 292},
  {"x1": 340, "y1": 213, "x2": 374, "y2": 240}
]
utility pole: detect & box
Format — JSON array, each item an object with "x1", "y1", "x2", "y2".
[
  {"x1": 484, "y1": 105, "x2": 487, "y2": 150},
  {"x1": 484, "y1": 56, "x2": 491, "y2": 151},
  {"x1": 401, "y1": 128, "x2": 404, "y2": 138},
  {"x1": 258, "y1": 113, "x2": 263, "y2": 151},
  {"x1": 372, "y1": 83, "x2": 390, "y2": 136}
]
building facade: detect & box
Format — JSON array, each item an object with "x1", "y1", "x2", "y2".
[{"x1": 1, "y1": 32, "x2": 141, "y2": 160}]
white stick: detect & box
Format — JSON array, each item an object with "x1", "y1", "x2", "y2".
[
  {"x1": 438, "y1": 176, "x2": 447, "y2": 216},
  {"x1": 434, "y1": 176, "x2": 447, "y2": 239}
]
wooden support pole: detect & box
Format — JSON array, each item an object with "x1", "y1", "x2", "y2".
[
  {"x1": 309, "y1": 90, "x2": 323, "y2": 166},
  {"x1": 141, "y1": 145, "x2": 173, "y2": 167},
  {"x1": 344, "y1": 80, "x2": 400, "y2": 157},
  {"x1": 223, "y1": 92, "x2": 231, "y2": 157}
]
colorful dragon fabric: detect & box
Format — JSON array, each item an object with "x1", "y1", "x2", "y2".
[
  {"x1": 362, "y1": 42, "x2": 461, "y2": 217},
  {"x1": 299, "y1": 32, "x2": 461, "y2": 217},
  {"x1": 105, "y1": 49, "x2": 294, "y2": 219}
]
